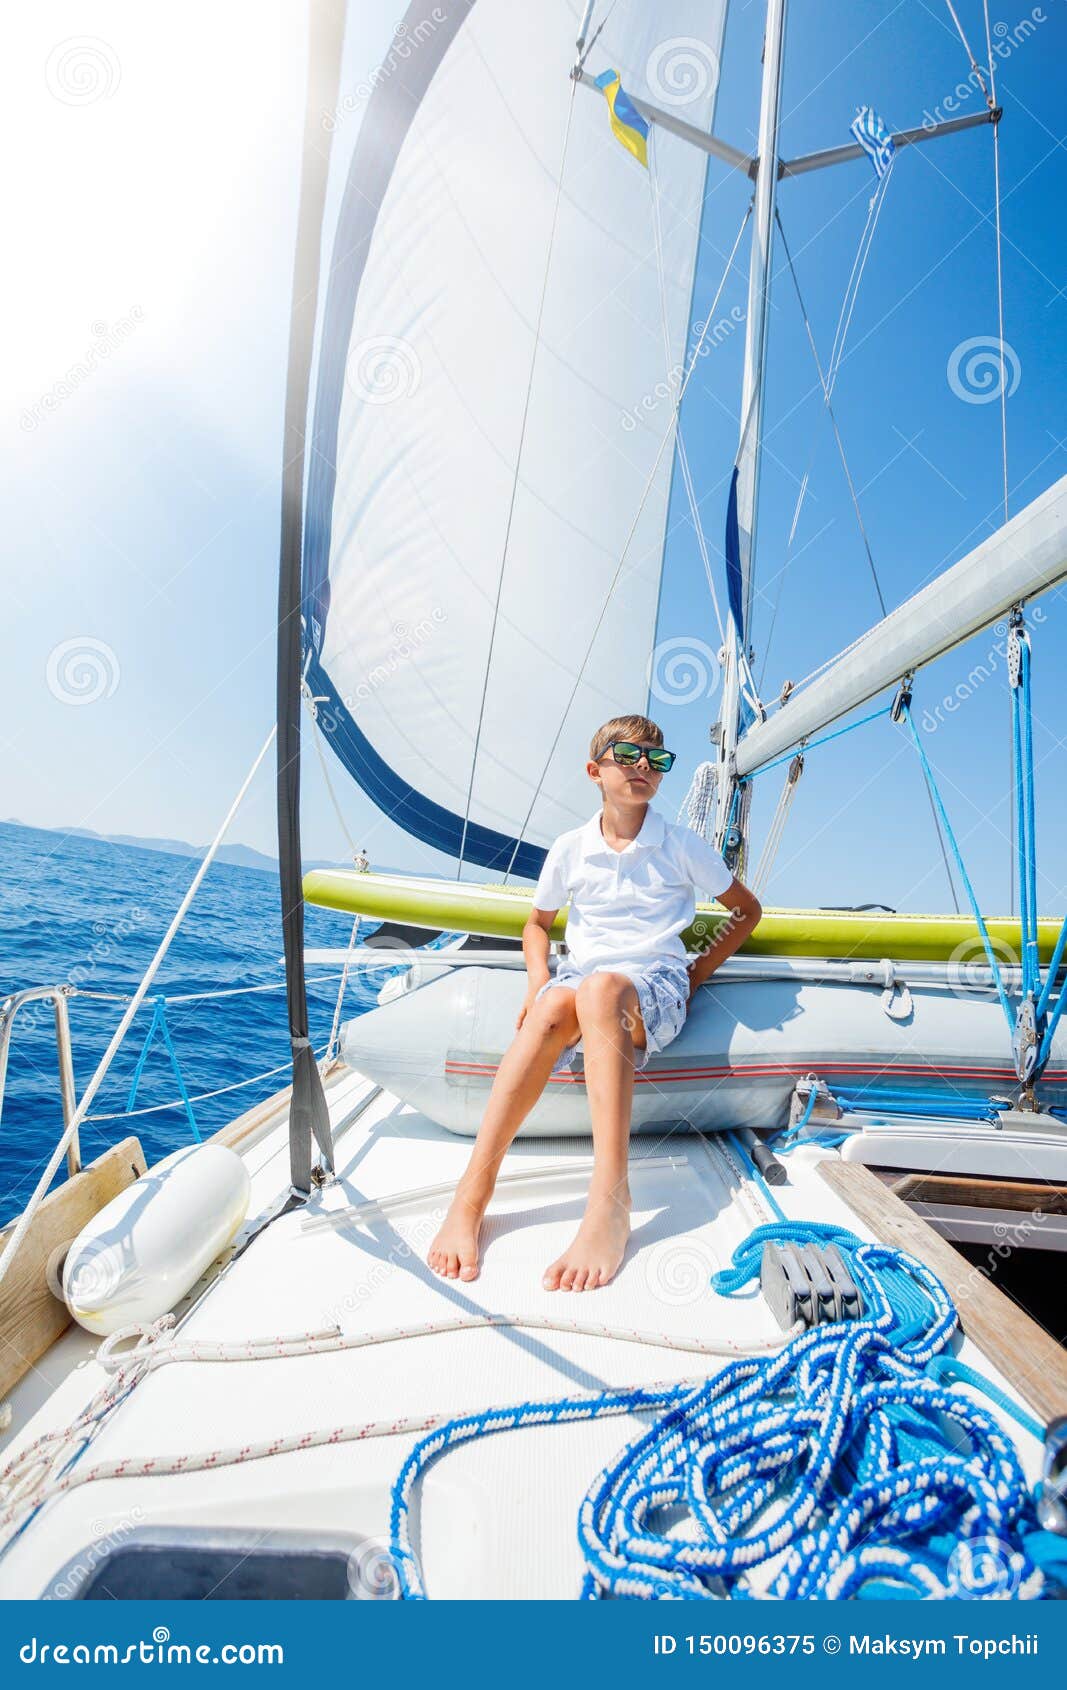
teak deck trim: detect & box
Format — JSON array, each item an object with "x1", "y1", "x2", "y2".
[
  {"x1": 887, "y1": 1169, "x2": 1067, "y2": 1216},
  {"x1": 819, "y1": 1158, "x2": 1067, "y2": 1428}
]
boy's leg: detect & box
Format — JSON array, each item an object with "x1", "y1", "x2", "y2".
[
  {"x1": 428, "y1": 988, "x2": 581, "y2": 1280},
  {"x1": 543, "y1": 972, "x2": 645, "y2": 1293}
]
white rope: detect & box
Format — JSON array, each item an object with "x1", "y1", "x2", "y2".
[
  {"x1": 748, "y1": 757, "x2": 803, "y2": 897},
  {"x1": 0, "y1": 727, "x2": 277, "y2": 1300},
  {"x1": 675, "y1": 761, "x2": 718, "y2": 840},
  {"x1": 0, "y1": 1309, "x2": 799, "y2": 1545}
]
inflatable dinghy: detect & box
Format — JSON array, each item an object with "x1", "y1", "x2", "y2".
[
  {"x1": 340, "y1": 963, "x2": 1067, "y2": 1137},
  {"x1": 305, "y1": 868, "x2": 1062, "y2": 964}
]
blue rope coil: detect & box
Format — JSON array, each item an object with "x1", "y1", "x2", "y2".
[{"x1": 387, "y1": 1217, "x2": 1057, "y2": 1601}]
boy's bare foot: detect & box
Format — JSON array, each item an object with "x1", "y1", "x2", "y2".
[
  {"x1": 543, "y1": 1188, "x2": 631, "y2": 1292},
  {"x1": 427, "y1": 1182, "x2": 492, "y2": 1281}
]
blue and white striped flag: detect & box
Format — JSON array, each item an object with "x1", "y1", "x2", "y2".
[{"x1": 850, "y1": 105, "x2": 895, "y2": 179}]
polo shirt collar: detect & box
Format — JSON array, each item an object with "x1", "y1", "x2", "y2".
[{"x1": 583, "y1": 805, "x2": 665, "y2": 857}]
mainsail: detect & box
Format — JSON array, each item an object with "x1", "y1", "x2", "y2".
[{"x1": 303, "y1": 0, "x2": 727, "y2": 876}]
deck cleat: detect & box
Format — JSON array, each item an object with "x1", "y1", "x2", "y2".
[
  {"x1": 788, "y1": 1075, "x2": 841, "y2": 1130},
  {"x1": 760, "y1": 1239, "x2": 865, "y2": 1331}
]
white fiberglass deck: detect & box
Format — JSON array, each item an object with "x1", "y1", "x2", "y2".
[{"x1": 0, "y1": 1067, "x2": 1047, "y2": 1600}]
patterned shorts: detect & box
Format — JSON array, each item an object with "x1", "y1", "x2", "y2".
[{"x1": 534, "y1": 958, "x2": 691, "y2": 1076}]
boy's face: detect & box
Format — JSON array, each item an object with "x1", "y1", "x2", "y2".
[{"x1": 586, "y1": 743, "x2": 664, "y2": 806}]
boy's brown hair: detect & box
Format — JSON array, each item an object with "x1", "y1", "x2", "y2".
[{"x1": 589, "y1": 714, "x2": 664, "y2": 762}]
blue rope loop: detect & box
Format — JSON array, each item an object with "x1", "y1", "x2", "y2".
[
  {"x1": 746, "y1": 703, "x2": 893, "y2": 781},
  {"x1": 125, "y1": 995, "x2": 201, "y2": 1142},
  {"x1": 386, "y1": 1215, "x2": 1061, "y2": 1601}
]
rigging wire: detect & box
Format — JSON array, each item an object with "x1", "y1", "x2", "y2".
[
  {"x1": 759, "y1": 201, "x2": 889, "y2": 703},
  {"x1": 826, "y1": 165, "x2": 895, "y2": 395},
  {"x1": 912, "y1": 725, "x2": 963, "y2": 915},
  {"x1": 937, "y1": 0, "x2": 1011, "y2": 906},
  {"x1": 980, "y1": 0, "x2": 1014, "y2": 915},
  {"x1": 574, "y1": 0, "x2": 621, "y2": 73},
  {"x1": 458, "y1": 81, "x2": 579, "y2": 880},
  {"x1": 302, "y1": 684, "x2": 362, "y2": 866},
  {"x1": 942, "y1": 0, "x2": 992, "y2": 102},
  {"x1": 757, "y1": 177, "x2": 894, "y2": 694},
  {"x1": 759, "y1": 7, "x2": 1012, "y2": 916},
  {"x1": 980, "y1": 0, "x2": 1009, "y2": 529},
  {"x1": 748, "y1": 760, "x2": 801, "y2": 897}
]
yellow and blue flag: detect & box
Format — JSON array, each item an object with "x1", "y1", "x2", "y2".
[{"x1": 595, "y1": 68, "x2": 649, "y2": 168}]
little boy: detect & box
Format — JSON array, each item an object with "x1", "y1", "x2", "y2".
[{"x1": 427, "y1": 713, "x2": 763, "y2": 1291}]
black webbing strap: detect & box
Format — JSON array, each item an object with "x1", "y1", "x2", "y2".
[{"x1": 276, "y1": 0, "x2": 346, "y2": 1192}]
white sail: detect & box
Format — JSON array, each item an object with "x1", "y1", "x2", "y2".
[
  {"x1": 734, "y1": 472, "x2": 1067, "y2": 776},
  {"x1": 303, "y1": 0, "x2": 727, "y2": 876}
]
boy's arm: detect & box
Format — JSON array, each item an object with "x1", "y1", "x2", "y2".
[
  {"x1": 517, "y1": 908, "x2": 557, "y2": 1027},
  {"x1": 687, "y1": 878, "x2": 762, "y2": 1001}
]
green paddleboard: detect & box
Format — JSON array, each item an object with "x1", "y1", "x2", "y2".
[{"x1": 302, "y1": 868, "x2": 1061, "y2": 965}]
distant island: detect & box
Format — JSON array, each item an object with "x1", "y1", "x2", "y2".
[{"x1": 0, "y1": 819, "x2": 382, "y2": 876}]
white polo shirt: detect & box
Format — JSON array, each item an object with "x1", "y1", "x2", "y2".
[{"x1": 532, "y1": 806, "x2": 734, "y2": 973}]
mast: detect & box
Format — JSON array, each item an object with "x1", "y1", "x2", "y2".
[{"x1": 714, "y1": 0, "x2": 789, "y2": 863}]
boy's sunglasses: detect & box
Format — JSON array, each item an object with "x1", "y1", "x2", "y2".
[{"x1": 600, "y1": 740, "x2": 676, "y2": 773}]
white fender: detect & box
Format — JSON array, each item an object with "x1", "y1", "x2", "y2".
[{"x1": 62, "y1": 1143, "x2": 251, "y2": 1336}]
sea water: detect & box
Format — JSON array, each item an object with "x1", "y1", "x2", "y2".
[{"x1": 0, "y1": 821, "x2": 391, "y2": 1225}]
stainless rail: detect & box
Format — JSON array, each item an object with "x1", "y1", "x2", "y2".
[{"x1": 0, "y1": 986, "x2": 81, "y2": 1178}]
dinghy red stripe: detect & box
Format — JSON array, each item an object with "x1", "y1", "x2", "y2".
[{"x1": 445, "y1": 1058, "x2": 1067, "y2": 1086}]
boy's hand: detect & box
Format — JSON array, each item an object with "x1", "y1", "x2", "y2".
[{"x1": 685, "y1": 881, "x2": 763, "y2": 1009}]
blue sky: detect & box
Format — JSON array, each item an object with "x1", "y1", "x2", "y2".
[{"x1": 4, "y1": 1, "x2": 1065, "y2": 919}]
